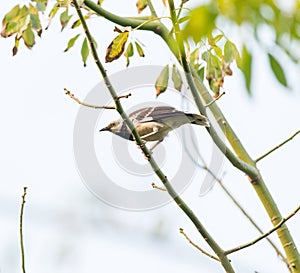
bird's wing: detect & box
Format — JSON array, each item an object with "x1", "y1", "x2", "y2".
[{"x1": 129, "y1": 106, "x2": 186, "y2": 124}]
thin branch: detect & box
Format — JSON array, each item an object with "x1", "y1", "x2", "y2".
[
  {"x1": 64, "y1": 88, "x2": 116, "y2": 109},
  {"x1": 146, "y1": 0, "x2": 158, "y2": 17},
  {"x1": 84, "y1": 0, "x2": 179, "y2": 57},
  {"x1": 167, "y1": 1, "x2": 234, "y2": 272},
  {"x1": 225, "y1": 205, "x2": 300, "y2": 255},
  {"x1": 205, "y1": 91, "x2": 225, "y2": 108},
  {"x1": 182, "y1": 131, "x2": 288, "y2": 264},
  {"x1": 179, "y1": 228, "x2": 220, "y2": 262},
  {"x1": 133, "y1": 16, "x2": 171, "y2": 31},
  {"x1": 20, "y1": 186, "x2": 28, "y2": 273},
  {"x1": 255, "y1": 130, "x2": 300, "y2": 163},
  {"x1": 73, "y1": 4, "x2": 229, "y2": 272},
  {"x1": 118, "y1": 93, "x2": 132, "y2": 99},
  {"x1": 151, "y1": 182, "x2": 167, "y2": 191}
]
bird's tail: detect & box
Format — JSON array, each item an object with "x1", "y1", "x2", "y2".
[{"x1": 186, "y1": 113, "x2": 210, "y2": 127}]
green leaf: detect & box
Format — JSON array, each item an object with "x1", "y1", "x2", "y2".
[
  {"x1": 58, "y1": 0, "x2": 72, "y2": 7},
  {"x1": 135, "y1": 42, "x2": 145, "y2": 57},
  {"x1": 22, "y1": 25, "x2": 35, "y2": 48},
  {"x1": 1, "y1": 5, "x2": 30, "y2": 38},
  {"x1": 190, "y1": 47, "x2": 199, "y2": 65},
  {"x1": 136, "y1": 0, "x2": 148, "y2": 14},
  {"x1": 202, "y1": 50, "x2": 223, "y2": 96},
  {"x1": 268, "y1": 53, "x2": 288, "y2": 87},
  {"x1": 64, "y1": 34, "x2": 80, "y2": 52},
  {"x1": 81, "y1": 38, "x2": 89, "y2": 67},
  {"x1": 224, "y1": 40, "x2": 240, "y2": 63},
  {"x1": 124, "y1": 42, "x2": 134, "y2": 67},
  {"x1": 71, "y1": 19, "x2": 81, "y2": 29},
  {"x1": 155, "y1": 65, "x2": 169, "y2": 97},
  {"x1": 32, "y1": 0, "x2": 47, "y2": 12},
  {"x1": 172, "y1": 64, "x2": 183, "y2": 92},
  {"x1": 29, "y1": 4, "x2": 42, "y2": 36},
  {"x1": 197, "y1": 66, "x2": 205, "y2": 81},
  {"x1": 105, "y1": 31, "x2": 129, "y2": 63},
  {"x1": 46, "y1": 3, "x2": 59, "y2": 30},
  {"x1": 178, "y1": 16, "x2": 190, "y2": 24},
  {"x1": 16, "y1": 6, "x2": 31, "y2": 34},
  {"x1": 208, "y1": 33, "x2": 223, "y2": 46},
  {"x1": 60, "y1": 8, "x2": 72, "y2": 31},
  {"x1": 212, "y1": 45, "x2": 223, "y2": 58},
  {"x1": 237, "y1": 45, "x2": 252, "y2": 95},
  {"x1": 2, "y1": 5, "x2": 20, "y2": 24},
  {"x1": 182, "y1": 5, "x2": 217, "y2": 43}
]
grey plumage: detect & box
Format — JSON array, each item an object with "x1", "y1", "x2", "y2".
[{"x1": 100, "y1": 106, "x2": 209, "y2": 144}]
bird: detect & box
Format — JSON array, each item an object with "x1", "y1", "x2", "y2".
[{"x1": 100, "y1": 106, "x2": 209, "y2": 150}]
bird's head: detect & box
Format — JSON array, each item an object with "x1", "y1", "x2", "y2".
[{"x1": 99, "y1": 119, "x2": 123, "y2": 135}]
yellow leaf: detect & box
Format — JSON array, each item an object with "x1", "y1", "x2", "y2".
[{"x1": 105, "y1": 31, "x2": 129, "y2": 63}]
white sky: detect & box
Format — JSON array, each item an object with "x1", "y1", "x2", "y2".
[{"x1": 0, "y1": 1, "x2": 300, "y2": 273}]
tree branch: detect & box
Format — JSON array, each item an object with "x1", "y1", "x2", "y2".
[
  {"x1": 179, "y1": 228, "x2": 220, "y2": 262},
  {"x1": 83, "y1": 0, "x2": 179, "y2": 58},
  {"x1": 183, "y1": 133, "x2": 289, "y2": 265},
  {"x1": 167, "y1": 1, "x2": 235, "y2": 272},
  {"x1": 151, "y1": 182, "x2": 167, "y2": 191},
  {"x1": 225, "y1": 205, "x2": 300, "y2": 256},
  {"x1": 64, "y1": 88, "x2": 131, "y2": 109},
  {"x1": 184, "y1": 112, "x2": 288, "y2": 266},
  {"x1": 73, "y1": 3, "x2": 232, "y2": 272},
  {"x1": 146, "y1": 0, "x2": 158, "y2": 17},
  {"x1": 255, "y1": 130, "x2": 300, "y2": 163},
  {"x1": 20, "y1": 186, "x2": 28, "y2": 273},
  {"x1": 64, "y1": 88, "x2": 116, "y2": 109}
]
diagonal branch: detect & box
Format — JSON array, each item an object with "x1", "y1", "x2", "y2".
[
  {"x1": 255, "y1": 130, "x2": 300, "y2": 163},
  {"x1": 73, "y1": 2, "x2": 232, "y2": 271},
  {"x1": 64, "y1": 88, "x2": 116, "y2": 109},
  {"x1": 225, "y1": 205, "x2": 300, "y2": 255},
  {"x1": 179, "y1": 228, "x2": 220, "y2": 262},
  {"x1": 167, "y1": 1, "x2": 235, "y2": 272},
  {"x1": 64, "y1": 88, "x2": 131, "y2": 109},
  {"x1": 183, "y1": 132, "x2": 288, "y2": 264}
]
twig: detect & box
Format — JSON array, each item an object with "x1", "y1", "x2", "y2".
[
  {"x1": 64, "y1": 88, "x2": 115, "y2": 109},
  {"x1": 151, "y1": 182, "x2": 167, "y2": 191},
  {"x1": 255, "y1": 130, "x2": 300, "y2": 163},
  {"x1": 179, "y1": 228, "x2": 220, "y2": 262},
  {"x1": 133, "y1": 16, "x2": 171, "y2": 31},
  {"x1": 118, "y1": 93, "x2": 132, "y2": 99},
  {"x1": 205, "y1": 91, "x2": 225, "y2": 108},
  {"x1": 225, "y1": 205, "x2": 300, "y2": 255},
  {"x1": 20, "y1": 187, "x2": 28, "y2": 273}
]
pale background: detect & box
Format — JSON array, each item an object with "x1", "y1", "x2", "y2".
[{"x1": 0, "y1": 1, "x2": 300, "y2": 273}]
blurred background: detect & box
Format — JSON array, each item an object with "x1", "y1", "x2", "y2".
[{"x1": 1, "y1": 0, "x2": 300, "y2": 272}]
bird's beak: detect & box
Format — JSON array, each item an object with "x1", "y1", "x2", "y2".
[{"x1": 99, "y1": 127, "x2": 109, "y2": 132}]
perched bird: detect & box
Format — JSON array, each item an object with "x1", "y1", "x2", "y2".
[{"x1": 100, "y1": 106, "x2": 209, "y2": 150}]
